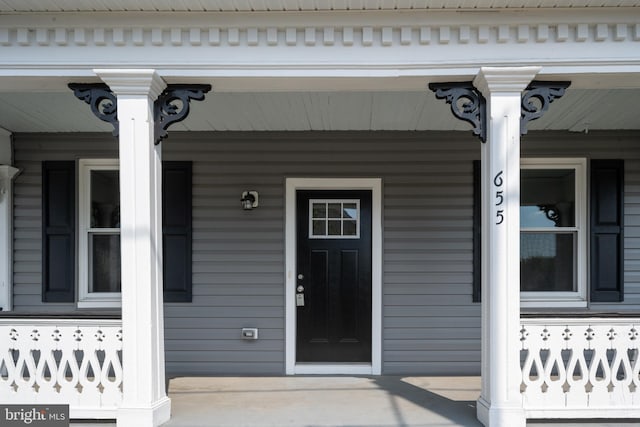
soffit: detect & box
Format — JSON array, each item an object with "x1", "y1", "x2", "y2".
[
  {"x1": 0, "y1": 88, "x2": 637, "y2": 133},
  {"x1": 1, "y1": 0, "x2": 639, "y2": 13}
]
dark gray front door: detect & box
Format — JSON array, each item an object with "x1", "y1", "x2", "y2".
[{"x1": 296, "y1": 190, "x2": 372, "y2": 362}]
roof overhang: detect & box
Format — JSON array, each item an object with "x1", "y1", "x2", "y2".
[{"x1": 1, "y1": 0, "x2": 640, "y2": 13}]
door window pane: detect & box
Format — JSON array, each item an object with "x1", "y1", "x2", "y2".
[
  {"x1": 312, "y1": 203, "x2": 326, "y2": 219},
  {"x1": 312, "y1": 220, "x2": 326, "y2": 236},
  {"x1": 328, "y1": 220, "x2": 341, "y2": 235},
  {"x1": 343, "y1": 220, "x2": 357, "y2": 236},
  {"x1": 90, "y1": 233, "x2": 121, "y2": 293},
  {"x1": 521, "y1": 169, "x2": 575, "y2": 228},
  {"x1": 328, "y1": 203, "x2": 342, "y2": 218},
  {"x1": 343, "y1": 203, "x2": 358, "y2": 219},
  {"x1": 521, "y1": 232, "x2": 575, "y2": 292}
]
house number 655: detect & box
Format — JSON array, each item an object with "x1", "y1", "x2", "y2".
[{"x1": 494, "y1": 171, "x2": 504, "y2": 225}]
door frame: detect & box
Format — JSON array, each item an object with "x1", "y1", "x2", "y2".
[{"x1": 285, "y1": 178, "x2": 382, "y2": 375}]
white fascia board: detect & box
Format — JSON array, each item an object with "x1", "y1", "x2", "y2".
[{"x1": 0, "y1": 10, "x2": 638, "y2": 91}]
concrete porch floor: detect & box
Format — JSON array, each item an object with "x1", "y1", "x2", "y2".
[
  {"x1": 155, "y1": 376, "x2": 639, "y2": 427},
  {"x1": 71, "y1": 376, "x2": 640, "y2": 426}
]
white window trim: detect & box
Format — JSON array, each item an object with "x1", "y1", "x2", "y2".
[
  {"x1": 77, "y1": 159, "x2": 121, "y2": 308},
  {"x1": 520, "y1": 158, "x2": 587, "y2": 308}
]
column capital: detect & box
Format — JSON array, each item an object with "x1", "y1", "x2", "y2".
[
  {"x1": 0, "y1": 165, "x2": 20, "y2": 203},
  {"x1": 0, "y1": 165, "x2": 20, "y2": 180},
  {"x1": 94, "y1": 69, "x2": 166, "y2": 99},
  {"x1": 473, "y1": 66, "x2": 541, "y2": 96}
]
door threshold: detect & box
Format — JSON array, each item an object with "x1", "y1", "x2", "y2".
[{"x1": 294, "y1": 363, "x2": 373, "y2": 375}]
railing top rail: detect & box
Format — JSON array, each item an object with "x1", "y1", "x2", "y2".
[
  {"x1": 0, "y1": 318, "x2": 122, "y2": 327},
  {"x1": 521, "y1": 317, "x2": 640, "y2": 326}
]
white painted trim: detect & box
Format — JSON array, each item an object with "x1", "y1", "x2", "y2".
[
  {"x1": 285, "y1": 178, "x2": 382, "y2": 376},
  {"x1": 294, "y1": 364, "x2": 373, "y2": 375},
  {"x1": 0, "y1": 11, "x2": 639, "y2": 94},
  {"x1": 0, "y1": 165, "x2": 20, "y2": 311},
  {"x1": 78, "y1": 158, "x2": 121, "y2": 308}
]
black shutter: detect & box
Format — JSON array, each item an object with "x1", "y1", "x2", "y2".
[
  {"x1": 42, "y1": 161, "x2": 75, "y2": 302},
  {"x1": 590, "y1": 159, "x2": 624, "y2": 302},
  {"x1": 472, "y1": 160, "x2": 481, "y2": 302},
  {"x1": 162, "y1": 161, "x2": 193, "y2": 302}
]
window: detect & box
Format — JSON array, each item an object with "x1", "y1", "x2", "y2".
[
  {"x1": 309, "y1": 199, "x2": 360, "y2": 238},
  {"x1": 42, "y1": 160, "x2": 193, "y2": 305},
  {"x1": 520, "y1": 158, "x2": 587, "y2": 307},
  {"x1": 78, "y1": 159, "x2": 121, "y2": 307}
]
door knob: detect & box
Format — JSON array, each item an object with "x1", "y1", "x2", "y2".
[{"x1": 297, "y1": 285, "x2": 305, "y2": 293}]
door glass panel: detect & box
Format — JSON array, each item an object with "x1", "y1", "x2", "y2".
[
  {"x1": 328, "y1": 203, "x2": 342, "y2": 218},
  {"x1": 343, "y1": 220, "x2": 357, "y2": 236},
  {"x1": 312, "y1": 203, "x2": 326, "y2": 219},
  {"x1": 343, "y1": 203, "x2": 358, "y2": 219},
  {"x1": 309, "y1": 199, "x2": 360, "y2": 239},
  {"x1": 328, "y1": 220, "x2": 341, "y2": 235},
  {"x1": 313, "y1": 220, "x2": 326, "y2": 236}
]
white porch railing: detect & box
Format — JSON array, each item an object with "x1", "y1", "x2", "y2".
[
  {"x1": 0, "y1": 318, "x2": 122, "y2": 419},
  {"x1": 521, "y1": 317, "x2": 640, "y2": 419}
]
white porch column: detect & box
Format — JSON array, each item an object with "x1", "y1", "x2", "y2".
[
  {"x1": 95, "y1": 69, "x2": 170, "y2": 427},
  {"x1": 474, "y1": 67, "x2": 540, "y2": 427},
  {"x1": 0, "y1": 128, "x2": 19, "y2": 311}
]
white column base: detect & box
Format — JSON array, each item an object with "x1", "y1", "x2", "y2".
[
  {"x1": 477, "y1": 397, "x2": 526, "y2": 427},
  {"x1": 117, "y1": 397, "x2": 171, "y2": 427}
]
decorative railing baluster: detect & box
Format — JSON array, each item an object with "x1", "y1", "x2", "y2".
[
  {"x1": 521, "y1": 318, "x2": 640, "y2": 418},
  {"x1": 0, "y1": 319, "x2": 122, "y2": 419}
]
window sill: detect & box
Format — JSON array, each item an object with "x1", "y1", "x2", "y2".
[
  {"x1": 521, "y1": 300, "x2": 587, "y2": 309},
  {"x1": 77, "y1": 300, "x2": 121, "y2": 309}
]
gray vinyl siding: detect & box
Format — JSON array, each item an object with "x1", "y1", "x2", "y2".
[{"x1": 11, "y1": 130, "x2": 640, "y2": 376}]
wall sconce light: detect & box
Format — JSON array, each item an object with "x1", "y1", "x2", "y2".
[{"x1": 241, "y1": 191, "x2": 259, "y2": 210}]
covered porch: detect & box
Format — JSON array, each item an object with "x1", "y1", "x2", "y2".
[{"x1": 1, "y1": 3, "x2": 640, "y2": 427}]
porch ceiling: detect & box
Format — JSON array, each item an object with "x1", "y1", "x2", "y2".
[
  {"x1": 0, "y1": 88, "x2": 638, "y2": 134},
  {"x1": 1, "y1": 0, "x2": 639, "y2": 13}
]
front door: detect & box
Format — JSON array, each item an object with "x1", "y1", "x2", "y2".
[{"x1": 296, "y1": 190, "x2": 372, "y2": 363}]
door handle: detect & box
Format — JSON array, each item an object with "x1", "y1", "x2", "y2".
[{"x1": 297, "y1": 285, "x2": 305, "y2": 293}]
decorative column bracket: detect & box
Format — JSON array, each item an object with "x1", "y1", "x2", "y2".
[
  {"x1": 69, "y1": 83, "x2": 211, "y2": 144},
  {"x1": 429, "y1": 80, "x2": 570, "y2": 142},
  {"x1": 154, "y1": 84, "x2": 211, "y2": 144},
  {"x1": 69, "y1": 83, "x2": 119, "y2": 137},
  {"x1": 429, "y1": 82, "x2": 487, "y2": 142},
  {"x1": 521, "y1": 81, "x2": 571, "y2": 134}
]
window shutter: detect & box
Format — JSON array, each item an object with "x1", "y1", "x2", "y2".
[
  {"x1": 162, "y1": 161, "x2": 193, "y2": 302},
  {"x1": 42, "y1": 161, "x2": 75, "y2": 302},
  {"x1": 590, "y1": 159, "x2": 624, "y2": 302},
  {"x1": 472, "y1": 160, "x2": 481, "y2": 302}
]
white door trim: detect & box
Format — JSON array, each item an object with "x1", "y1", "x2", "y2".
[{"x1": 285, "y1": 178, "x2": 382, "y2": 375}]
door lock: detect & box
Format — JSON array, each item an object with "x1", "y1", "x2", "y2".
[
  {"x1": 297, "y1": 274, "x2": 304, "y2": 280},
  {"x1": 297, "y1": 285, "x2": 304, "y2": 293}
]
